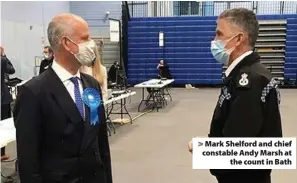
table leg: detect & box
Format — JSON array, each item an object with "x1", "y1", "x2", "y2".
[
  {"x1": 153, "y1": 88, "x2": 160, "y2": 112},
  {"x1": 165, "y1": 86, "x2": 172, "y2": 101},
  {"x1": 106, "y1": 104, "x2": 116, "y2": 134},
  {"x1": 164, "y1": 86, "x2": 172, "y2": 101},
  {"x1": 122, "y1": 98, "x2": 133, "y2": 124},
  {"x1": 120, "y1": 97, "x2": 123, "y2": 120},
  {"x1": 161, "y1": 89, "x2": 166, "y2": 107},
  {"x1": 138, "y1": 88, "x2": 145, "y2": 112}
]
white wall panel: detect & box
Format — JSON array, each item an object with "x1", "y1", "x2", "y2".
[
  {"x1": 70, "y1": 1, "x2": 122, "y2": 37},
  {"x1": 213, "y1": 2, "x2": 228, "y2": 16},
  {"x1": 1, "y1": 1, "x2": 69, "y2": 80},
  {"x1": 1, "y1": 20, "x2": 44, "y2": 79},
  {"x1": 230, "y1": 1, "x2": 252, "y2": 10},
  {"x1": 257, "y1": 1, "x2": 281, "y2": 15},
  {"x1": 151, "y1": 1, "x2": 173, "y2": 17}
]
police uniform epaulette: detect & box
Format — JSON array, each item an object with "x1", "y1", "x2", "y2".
[{"x1": 261, "y1": 78, "x2": 281, "y2": 104}]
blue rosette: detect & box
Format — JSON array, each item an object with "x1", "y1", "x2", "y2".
[{"x1": 82, "y1": 88, "x2": 101, "y2": 126}]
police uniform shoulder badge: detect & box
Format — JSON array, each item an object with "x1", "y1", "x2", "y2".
[
  {"x1": 236, "y1": 73, "x2": 251, "y2": 88},
  {"x1": 239, "y1": 73, "x2": 249, "y2": 86}
]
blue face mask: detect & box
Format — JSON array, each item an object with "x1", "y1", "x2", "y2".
[{"x1": 210, "y1": 35, "x2": 238, "y2": 65}]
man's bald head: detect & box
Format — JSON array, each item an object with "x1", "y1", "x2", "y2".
[{"x1": 47, "y1": 13, "x2": 88, "y2": 52}]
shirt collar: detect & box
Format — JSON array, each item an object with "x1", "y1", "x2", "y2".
[
  {"x1": 51, "y1": 60, "x2": 80, "y2": 82},
  {"x1": 225, "y1": 51, "x2": 253, "y2": 77}
]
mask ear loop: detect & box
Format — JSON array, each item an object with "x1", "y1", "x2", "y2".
[
  {"x1": 64, "y1": 37, "x2": 79, "y2": 55},
  {"x1": 224, "y1": 32, "x2": 244, "y2": 53},
  {"x1": 66, "y1": 37, "x2": 77, "y2": 45},
  {"x1": 226, "y1": 47, "x2": 236, "y2": 55},
  {"x1": 224, "y1": 33, "x2": 239, "y2": 47}
]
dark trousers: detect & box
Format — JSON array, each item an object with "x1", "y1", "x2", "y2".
[
  {"x1": 1, "y1": 104, "x2": 11, "y2": 156},
  {"x1": 217, "y1": 175, "x2": 271, "y2": 183}
]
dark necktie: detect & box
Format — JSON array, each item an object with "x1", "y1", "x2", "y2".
[{"x1": 70, "y1": 77, "x2": 84, "y2": 119}]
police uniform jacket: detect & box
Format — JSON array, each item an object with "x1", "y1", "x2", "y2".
[
  {"x1": 208, "y1": 52, "x2": 282, "y2": 180},
  {"x1": 13, "y1": 67, "x2": 112, "y2": 183}
]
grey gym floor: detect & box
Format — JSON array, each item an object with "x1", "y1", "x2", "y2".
[{"x1": 1, "y1": 88, "x2": 296, "y2": 183}]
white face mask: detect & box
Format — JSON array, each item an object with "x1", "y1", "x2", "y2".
[
  {"x1": 68, "y1": 38, "x2": 96, "y2": 67},
  {"x1": 44, "y1": 54, "x2": 52, "y2": 60}
]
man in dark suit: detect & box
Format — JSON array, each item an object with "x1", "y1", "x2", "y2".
[
  {"x1": 1, "y1": 46, "x2": 15, "y2": 160},
  {"x1": 13, "y1": 13, "x2": 112, "y2": 183},
  {"x1": 39, "y1": 46, "x2": 54, "y2": 74}
]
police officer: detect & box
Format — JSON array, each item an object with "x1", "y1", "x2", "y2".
[{"x1": 188, "y1": 8, "x2": 282, "y2": 183}]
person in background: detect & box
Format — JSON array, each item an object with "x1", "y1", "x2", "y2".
[
  {"x1": 80, "y1": 45, "x2": 108, "y2": 102},
  {"x1": 13, "y1": 13, "x2": 112, "y2": 183},
  {"x1": 188, "y1": 8, "x2": 282, "y2": 183},
  {"x1": 39, "y1": 46, "x2": 54, "y2": 74},
  {"x1": 157, "y1": 59, "x2": 172, "y2": 79},
  {"x1": 1, "y1": 46, "x2": 15, "y2": 160},
  {"x1": 108, "y1": 61, "x2": 120, "y2": 83}
]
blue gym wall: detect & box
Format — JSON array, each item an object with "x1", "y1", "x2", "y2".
[
  {"x1": 285, "y1": 18, "x2": 297, "y2": 82},
  {"x1": 128, "y1": 14, "x2": 297, "y2": 85}
]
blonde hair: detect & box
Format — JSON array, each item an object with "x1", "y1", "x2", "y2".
[{"x1": 92, "y1": 44, "x2": 105, "y2": 86}]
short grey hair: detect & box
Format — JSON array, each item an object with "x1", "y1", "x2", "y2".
[
  {"x1": 47, "y1": 20, "x2": 71, "y2": 52},
  {"x1": 219, "y1": 8, "x2": 259, "y2": 48}
]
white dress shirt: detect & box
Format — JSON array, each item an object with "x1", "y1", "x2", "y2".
[
  {"x1": 225, "y1": 51, "x2": 253, "y2": 77},
  {"x1": 51, "y1": 60, "x2": 84, "y2": 103}
]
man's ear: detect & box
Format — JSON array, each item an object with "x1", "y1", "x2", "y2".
[
  {"x1": 235, "y1": 33, "x2": 246, "y2": 47},
  {"x1": 61, "y1": 37, "x2": 71, "y2": 52}
]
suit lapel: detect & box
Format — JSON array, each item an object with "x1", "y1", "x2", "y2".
[
  {"x1": 46, "y1": 68, "x2": 99, "y2": 152},
  {"x1": 45, "y1": 68, "x2": 83, "y2": 125},
  {"x1": 80, "y1": 74, "x2": 99, "y2": 153}
]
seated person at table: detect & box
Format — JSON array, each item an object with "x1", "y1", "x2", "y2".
[
  {"x1": 146, "y1": 60, "x2": 172, "y2": 97},
  {"x1": 157, "y1": 60, "x2": 172, "y2": 79}
]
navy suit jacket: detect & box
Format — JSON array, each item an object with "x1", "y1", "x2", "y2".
[{"x1": 13, "y1": 67, "x2": 113, "y2": 183}]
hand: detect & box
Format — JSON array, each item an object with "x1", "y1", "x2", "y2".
[
  {"x1": 188, "y1": 139, "x2": 193, "y2": 153},
  {"x1": 188, "y1": 136, "x2": 201, "y2": 153}
]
